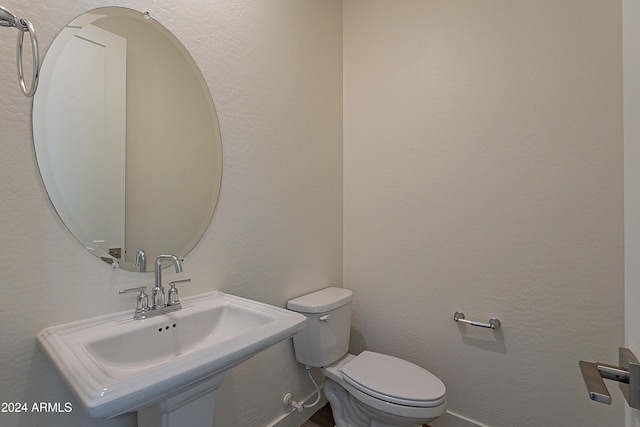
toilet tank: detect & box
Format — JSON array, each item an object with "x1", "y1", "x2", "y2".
[{"x1": 287, "y1": 287, "x2": 353, "y2": 367}]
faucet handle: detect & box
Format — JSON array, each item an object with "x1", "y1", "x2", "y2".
[
  {"x1": 168, "y1": 279, "x2": 191, "y2": 305},
  {"x1": 119, "y1": 286, "x2": 150, "y2": 318},
  {"x1": 119, "y1": 285, "x2": 147, "y2": 294}
]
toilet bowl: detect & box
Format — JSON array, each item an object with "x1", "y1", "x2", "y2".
[
  {"x1": 287, "y1": 287, "x2": 447, "y2": 427},
  {"x1": 323, "y1": 353, "x2": 446, "y2": 427}
]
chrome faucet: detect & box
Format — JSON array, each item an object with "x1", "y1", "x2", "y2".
[
  {"x1": 135, "y1": 249, "x2": 146, "y2": 272},
  {"x1": 119, "y1": 254, "x2": 190, "y2": 320},
  {"x1": 153, "y1": 255, "x2": 182, "y2": 309}
]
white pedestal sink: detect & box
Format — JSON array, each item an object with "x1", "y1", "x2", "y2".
[{"x1": 37, "y1": 291, "x2": 307, "y2": 426}]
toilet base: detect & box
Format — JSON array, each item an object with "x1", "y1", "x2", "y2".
[{"x1": 324, "y1": 379, "x2": 424, "y2": 427}]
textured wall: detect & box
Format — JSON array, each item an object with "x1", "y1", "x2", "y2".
[
  {"x1": 343, "y1": 1, "x2": 624, "y2": 426},
  {"x1": 0, "y1": 1, "x2": 342, "y2": 426}
]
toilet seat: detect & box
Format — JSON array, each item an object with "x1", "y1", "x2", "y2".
[{"x1": 340, "y1": 351, "x2": 446, "y2": 408}]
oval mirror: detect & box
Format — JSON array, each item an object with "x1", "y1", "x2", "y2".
[{"x1": 32, "y1": 7, "x2": 223, "y2": 272}]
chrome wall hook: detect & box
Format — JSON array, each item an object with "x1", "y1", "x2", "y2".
[{"x1": 1, "y1": 5, "x2": 39, "y2": 97}]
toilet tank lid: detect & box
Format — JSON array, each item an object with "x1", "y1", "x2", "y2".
[{"x1": 287, "y1": 287, "x2": 353, "y2": 313}]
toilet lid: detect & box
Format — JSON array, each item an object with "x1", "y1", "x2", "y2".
[{"x1": 340, "y1": 351, "x2": 446, "y2": 407}]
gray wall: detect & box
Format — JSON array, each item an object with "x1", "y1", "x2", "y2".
[
  {"x1": 0, "y1": 1, "x2": 342, "y2": 426},
  {"x1": 344, "y1": 1, "x2": 624, "y2": 426}
]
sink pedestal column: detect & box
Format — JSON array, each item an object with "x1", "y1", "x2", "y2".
[{"x1": 137, "y1": 373, "x2": 225, "y2": 427}]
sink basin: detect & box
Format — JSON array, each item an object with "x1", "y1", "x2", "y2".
[{"x1": 37, "y1": 291, "x2": 307, "y2": 420}]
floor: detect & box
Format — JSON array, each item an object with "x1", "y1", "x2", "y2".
[{"x1": 301, "y1": 403, "x2": 334, "y2": 427}]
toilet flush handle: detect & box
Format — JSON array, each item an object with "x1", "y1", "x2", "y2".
[{"x1": 319, "y1": 314, "x2": 330, "y2": 321}]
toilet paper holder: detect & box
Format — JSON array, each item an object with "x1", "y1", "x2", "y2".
[
  {"x1": 453, "y1": 311, "x2": 501, "y2": 329},
  {"x1": 579, "y1": 347, "x2": 640, "y2": 409}
]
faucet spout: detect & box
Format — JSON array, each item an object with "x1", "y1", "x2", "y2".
[
  {"x1": 135, "y1": 249, "x2": 146, "y2": 272},
  {"x1": 153, "y1": 255, "x2": 182, "y2": 308}
]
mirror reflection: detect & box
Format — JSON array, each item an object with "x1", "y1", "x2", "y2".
[{"x1": 33, "y1": 7, "x2": 223, "y2": 272}]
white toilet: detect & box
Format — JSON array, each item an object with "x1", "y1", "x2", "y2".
[{"x1": 287, "y1": 287, "x2": 447, "y2": 427}]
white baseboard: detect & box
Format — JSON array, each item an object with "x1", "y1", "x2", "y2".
[
  {"x1": 267, "y1": 390, "x2": 328, "y2": 427},
  {"x1": 429, "y1": 410, "x2": 487, "y2": 427},
  {"x1": 267, "y1": 393, "x2": 486, "y2": 427}
]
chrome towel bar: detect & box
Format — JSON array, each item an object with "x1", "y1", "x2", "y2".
[{"x1": 453, "y1": 311, "x2": 501, "y2": 329}]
